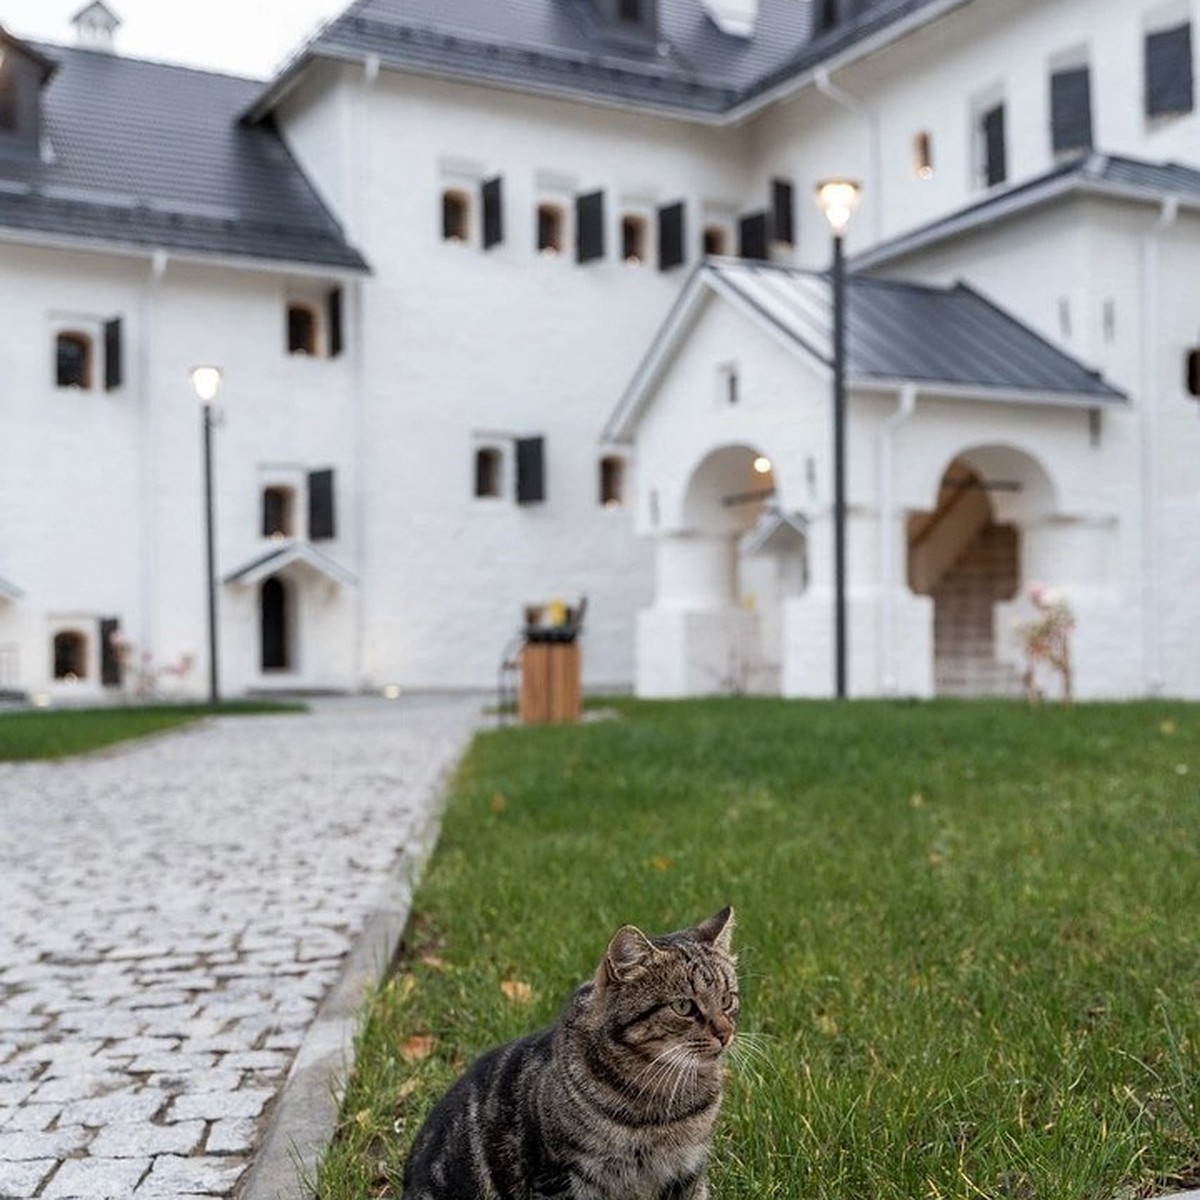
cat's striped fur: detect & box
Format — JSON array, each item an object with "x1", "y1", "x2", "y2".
[{"x1": 401, "y1": 907, "x2": 738, "y2": 1200}]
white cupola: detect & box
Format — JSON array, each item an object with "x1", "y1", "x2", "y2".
[
  {"x1": 71, "y1": 1, "x2": 121, "y2": 52},
  {"x1": 701, "y1": 0, "x2": 759, "y2": 38}
]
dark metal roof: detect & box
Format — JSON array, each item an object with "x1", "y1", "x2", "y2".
[
  {"x1": 855, "y1": 152, "x2": 1200, "y2": 270},
  {"x1": 0, "y1": 40, "x2": 368, "y2": 271},
  {"x1": 606, "y1": 259, "x2": 1123, "y2": 440},
  {"x1": 250, "y1": 0, "x2": 956, "y2": 121}
]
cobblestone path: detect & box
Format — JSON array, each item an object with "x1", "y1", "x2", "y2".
[{"x1": 0, "y1": 695, "x2": 481, "y2": 1199}]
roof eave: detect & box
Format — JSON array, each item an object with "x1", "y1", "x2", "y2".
[{"x1": 851, "y1": 376, "x2": 1128, "y2": 407}]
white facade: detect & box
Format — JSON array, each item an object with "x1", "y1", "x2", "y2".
[{"x1": 1, "y1": 0, "x2": 1198, "y2": 702}]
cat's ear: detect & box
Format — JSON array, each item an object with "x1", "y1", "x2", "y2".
[
  {"x1": 600, "y1": 925, "x2": 658, "y2": 984},
  {"x1": 695, "y1": 906, "x2": 735, "y2": 954}
]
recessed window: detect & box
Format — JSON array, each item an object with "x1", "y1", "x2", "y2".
[
  {"x1": 1186, "y1": 348, "x2": 1200, "y2": 396},
  {"x1": 475, "y1": 447, "x2": 503, "y2": 498},
  {"x1": 618, "y1": 0, "x2": 642, "y2": 22},
  {"x1": 287, "y1": 304, "x2": 318, "y2": 356},
  {"x1": 1145, "y1": 20, "x2": 1194, "y2": 118},
  {"x1": 0, "y1": 74, "x2": 17, "y2": 133},
  {"x1": 621, "y1": 214, "x2": 647, "y2": 265},
  {"x1": 976, "y1": 101, "x2": 1007, "y2": 188},
  {"x1": 442, "y1": 189, "x2": 471, "y2": 242},
  {"x1": 599, "y1": 456, "x2": 626, "y2": 508},
  {"x1": 537, "y1": 203, "x2": 565, "y2": 255},
  {"x1": 703, "y1": 225, "x2": 729, "y2": 256},
  {"x1": 53, "y1": 631, "x2": 87, "y2": 681},
  {"x1": 913, "y1": 131, "x2": 934, "y2": 179},
  {"x1": 55, "y1": 331, "x2": 93, "y2": 389},
  {"x1": 262, "y1": 486, "x2": 296, "y2": 538},
  {"x1": 1050, "y1": 63, "x2": 1093, "y2": 154},
  {"x1": 719, "y1": 362, "x2": 739, "y2": 406}
]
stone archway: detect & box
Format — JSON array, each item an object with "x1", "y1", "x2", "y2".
[{"x1": 908, "y1": 447, "x2": 1056, "y2": 696}]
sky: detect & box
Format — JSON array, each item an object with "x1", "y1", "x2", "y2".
[{"x1": 0, "y1": 0, "x2": 350, "y2": 79}]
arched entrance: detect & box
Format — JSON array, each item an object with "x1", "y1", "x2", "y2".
[
  {"x1": 637, "y1": 442, "x2": 794, "y2": 696},
  {"x1": 908, "y1": 448, "x2": 1054, "y2": 695},
  {"x1": 260, "y1": 575, "x2": 292, "y2": 672}
]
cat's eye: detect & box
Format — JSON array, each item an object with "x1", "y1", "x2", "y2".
[{"x1": 670, "y1": 998, "x2": 694, "y2": 1017}]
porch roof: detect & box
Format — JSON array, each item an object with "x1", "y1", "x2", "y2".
[
  {"x1": 604, "y1": 260, "x2": 1126, "y2": 442},
  {"x1": 223, "y1": 540, "x2": 358, "y2": 588}
]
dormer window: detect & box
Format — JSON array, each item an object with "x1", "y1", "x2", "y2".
[{"x1": 0, "y1": 33, "x2": 57, "y2": 157}]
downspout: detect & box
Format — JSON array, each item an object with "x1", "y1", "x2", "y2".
[
  {"x1": 878, "y1": 383, "x2": 917, "y2": 694},
  {"x1": 1139, "y1": 194, "x2": 1178, "y2": 695},
  {"x1": 353, "y1": 54, "x2": 379, "y2": 690},
  {"x1": 137, "y1": 248, "x2": 169, "y2": 671},
  {"x1": 814, "y1": 67, "x2": 883, "y2": 244}
]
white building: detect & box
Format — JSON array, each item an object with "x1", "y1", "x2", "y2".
[{"x1": 0, "y1": 0, "x2": 1197, "y2": 702}]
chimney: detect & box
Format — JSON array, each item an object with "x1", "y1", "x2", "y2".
[
  {"x1": 702, "y1": 0, "x2": 758, "y2": 38},
  {"x1": 72, "y1": 1, "x2": 121, "y2": 52}
]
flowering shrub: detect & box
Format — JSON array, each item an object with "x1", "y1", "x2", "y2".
[{"x1": 1015, "y1": 583, "x2": 1075, "y2": 704}]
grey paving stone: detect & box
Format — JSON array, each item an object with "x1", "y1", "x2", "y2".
[
  {"x1": 0, "y1": 1157, "x2": 55, "y2": 1199},
  {"x1": 205, "y1": 1117, "x2": 259, "y2": 1155},
  {"x1": 57, "y1": 1089, "x2": 169, "y2": 1128},
  {"x1": 0, "y1": 1127, "x2": 89, "y2": 1160},
  {"x1": 41, "y1": 1155, "x2": 149, "y2": 1197},
  {"x1": 89, "y1": 1120, "x2": 206, "y2": 1158},
  {"x1": 168, "y1": 1088, "x2": 274, "y2": 1123},
  {"x1": 132, "y1": 1153, "x2": 246, "y2": 1196}
]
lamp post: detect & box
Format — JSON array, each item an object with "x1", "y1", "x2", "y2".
[
  {"x1": 191, "y1": 366, "x2": 223, "y2": 707},
  {"x1": 815, "y1": 179, "x2": 862, "y2": 700}
]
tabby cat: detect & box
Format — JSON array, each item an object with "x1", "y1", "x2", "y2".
[{"x1": 401, "y1": 906, "x2": 738, "y2": 1200}]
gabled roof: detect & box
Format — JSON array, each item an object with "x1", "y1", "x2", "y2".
[
  {"x1": 223, "y1": 540, "x2": 358, "y2": 588},
  {"x1": 246, "y1": 0, "x2": 964, "y2": 123},
  {"x1": 855, "y1": 152, "x2": 1200, "y2": 270},
  {"x1": 0, "y1": 42, "x2": 368, "y2": 272},
  {"x1": 604, "y1": 260, "x2": 1125, "y2": 441}
]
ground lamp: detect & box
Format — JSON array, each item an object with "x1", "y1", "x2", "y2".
[
  {"x1": 815, "y1": 178, "x2": 862, "y2": 699},
  {"x1": 191, "y1": 365, "x2": 223, "y2": 706}
]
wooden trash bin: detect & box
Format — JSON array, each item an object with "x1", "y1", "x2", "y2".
[{"x1": 519, "y1": 640, "x2": 581, "y2": 724}]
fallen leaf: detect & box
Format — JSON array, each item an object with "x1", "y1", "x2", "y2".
[
  {"x1": 815, "y1": 1013, "x2": 839, "y2": 1037},
  {"x1": 1160, "y1": 719, "x2": 1177, "y2": 735},
  {"x1": 419, "y1": 953, "x2": 449, "y2": 971},
  {"x1": 648, "y1": 855, "x2": 672, "y2": 872},
  {"x1": 501, "y1": 979, "x2": 533, "y2": 1004},
  {"x1": 399, "y1": 1034, "x2": 436, "y2": 1063},
  {"x1": 909, "y1": 792, "x2": 925, "y2": 808},
  {"x1": 490, "y1": 792, "x2": 507, "y2": 813},
  {"x1": 394, "y1": 1077, "x2": 421, "y2": 1103}
]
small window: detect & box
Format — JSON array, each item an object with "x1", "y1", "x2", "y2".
[
  {"x1": 1050, "y1": 64, "x2": 1093, "y2": 154},
  {"x1": 287, "y1": 304, "x2": 318, "y2": 356},
  {"x1": 1146, "y1": 21, "x2": 1194, "y2": 118},
  {"x1": 719, "y1": 362, "x2": 739, "y2": 406},
  {"x1": 442, "y1": 189, "x2": 471, "y2": 242},
  {"x1": 0, "y1": 74, "x2": 17, "y2": 133},
  {"x1": 703, "y1": 225, "x2": 729, "y2": 256},
  {"x1": 913, "y1": 131, "x2": 934, "y2": 179},
  {"x1": 475, "y1": 447, "x2": 502, "y2": 498},
  {"x1": 262, "y1": 487, "x2": 295, "y2": 538},
  {"x1": 1186, "y1": 348, "x2": 1200, "y2": 396},
  {"x1": 537, "y1": 203, "x2": 565, "y2": 255},
  {"x1": 618, "y1": 0, "x2": 642, "y2": 22},
  {"x1": 978, "y1": 102, "x2": 1007, "y2": 188},
  {"x1": 56, "y1": 331, "x2": 93, "y2": 389},
  {"x1": 53, "y1": 630, "x2": 87, "y2": 681},
  {"x1": 599, "y1": 456, "x2": 626, "y2": 508},
  {"x1": 621, "y1": 214, "x2": 647, "y2": 265}
]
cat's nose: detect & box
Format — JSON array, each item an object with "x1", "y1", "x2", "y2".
[{"x1": 711, "y1": 1016, "x2": 733, "y2": 1046}]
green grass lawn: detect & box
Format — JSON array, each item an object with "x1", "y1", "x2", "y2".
[
  {"x1": 0, "y1": 700, "x2": 304, "y2": 761},
  {"x1": 320, "y1": 699, "x2": 1200, "y2": 1200}
]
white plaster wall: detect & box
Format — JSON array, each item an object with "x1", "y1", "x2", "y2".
[
  {"x1": 0, "y1": 242, "x2": 361, "y2": 701},
  {"x1": 279, "y1": 67, "x2": 759, "y2": 690},
  {"x1": 748, "y1": 0, "x2": 1200, "y2": 263}
]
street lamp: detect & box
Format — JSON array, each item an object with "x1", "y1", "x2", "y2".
[
  {"x1": 815, "y1": 178, "x2": 862, "y2": 699},
  {"x1": 191, "y1": 366, "x2": 222, "y2": 706}
]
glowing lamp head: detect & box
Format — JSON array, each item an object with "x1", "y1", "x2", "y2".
[
  {"x1": 815, "y1": 179, "x2": 863, "y2": 236},
  {"x1": 190, "y1": 366, "x2": 223, "y2": 404}
]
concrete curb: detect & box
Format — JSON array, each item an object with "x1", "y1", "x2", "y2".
[{"x1": 236, "y1": 754, "x2": 456, "y2": 1200}]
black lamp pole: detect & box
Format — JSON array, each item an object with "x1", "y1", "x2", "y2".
[
  {"x1": 201, "y1": 401, "x2": 220, "y2": 707},
  {"x1": 832, "y1": 230, "x2": 848, "y2": 700}
]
